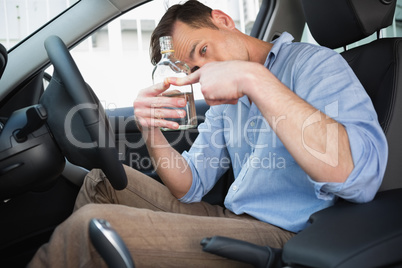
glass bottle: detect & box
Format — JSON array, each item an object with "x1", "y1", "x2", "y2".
[{"x1": 152, "y1": 36, "x2": 197, "y2": 130}]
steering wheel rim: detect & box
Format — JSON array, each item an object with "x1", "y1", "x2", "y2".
[{"x1": 41, "y1": 35, "x2": 127, "y2": 190}]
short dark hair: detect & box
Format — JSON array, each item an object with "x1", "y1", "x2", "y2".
[{"x1": 150, "y1": 0, "x2": 218, "y2": 65}]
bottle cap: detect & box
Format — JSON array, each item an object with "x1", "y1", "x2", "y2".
[{"x1": 160, "y1": 36, "x2": 174, "y2": 53}]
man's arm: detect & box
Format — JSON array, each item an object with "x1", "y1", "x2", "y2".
[
  {"x1": 169, "y1": 60, "x2": 354, "y2": 184},
  {"x1": 134, "y1": 80, "x2": 193, "y2": 199},
  {"x1": 244, "y1": 63, "x2": 353, "y2": 183}
]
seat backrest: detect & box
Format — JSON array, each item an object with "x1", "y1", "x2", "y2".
[
  {"x1": 0, "y1": 44, "x2": 7, "y2": 80},
  {"x1": 301, "y1": 0, "x2": 400, "y2": 191}
]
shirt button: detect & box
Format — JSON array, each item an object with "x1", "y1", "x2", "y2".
[
  {"x1": 250, "y1": 121, "x2": 255, "y2": 127},
  {"x1": 232, "y1": 185, "x2": 238, "y2": 191}
]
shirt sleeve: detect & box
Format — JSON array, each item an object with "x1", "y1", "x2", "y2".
[
  {"x1": 179, "y1": 105, "x2": 231, "y2": 203},
  {"x1": 293, "y1": 45, "x2": 388, "y2": 203}
]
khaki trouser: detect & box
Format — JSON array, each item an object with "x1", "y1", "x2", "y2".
[{"x1": 28, "y1": 165, "x2": 295, "y2": 267}]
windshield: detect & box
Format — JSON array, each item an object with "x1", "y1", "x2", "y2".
[{"x1": 0, "y1": 0, "x2": 80, "y2": 50}]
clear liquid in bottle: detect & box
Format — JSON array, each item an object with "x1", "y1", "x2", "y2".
[{"x1": 152, "y1": 36, "x2": 197, "y2": 131}]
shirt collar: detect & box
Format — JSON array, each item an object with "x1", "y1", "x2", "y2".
[
  {"x1": 264, "y1": 32, "x2": 294, "y2": 69},
  {"x1": 239, "y1": 32, "x2": 294, "y2": 107}
]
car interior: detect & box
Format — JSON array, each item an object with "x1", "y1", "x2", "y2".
[{"x1": 0, "y1": 0, "x2": 401, "y2": 267}]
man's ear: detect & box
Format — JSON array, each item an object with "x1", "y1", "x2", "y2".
[{"x1": 211, "y1": 10, "x2": 236, "y2": 29}]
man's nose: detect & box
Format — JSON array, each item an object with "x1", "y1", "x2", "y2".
[
  {"x1": 191, "y1": 66, "x2": 200, "y2": 73},
  {"x1": 189, "y1": 58, "x2": 213, "y2": 72}
]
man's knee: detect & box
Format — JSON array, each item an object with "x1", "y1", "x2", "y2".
[{"x1": 72, "y1": 203, "x2": 109, "y2": 225}]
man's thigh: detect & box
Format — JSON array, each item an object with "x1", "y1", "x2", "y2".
[
  {"x1": 76, "y1": 203, "x2": 294, "y2": 267},
  {"x1": 75, "y1": 165, "x2": 229, "y2": 217}
]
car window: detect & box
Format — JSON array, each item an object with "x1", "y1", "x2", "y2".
[
  {"x1": 0, "y1": 0, "x2": 80, "y2": 50},
  {"x1": 68, "y1": 0, "x2": 262, "y2": 109}
]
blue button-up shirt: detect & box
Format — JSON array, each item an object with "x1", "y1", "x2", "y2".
[{"x1": 180, "y1": 32, "x2": 388, "y2": 233}]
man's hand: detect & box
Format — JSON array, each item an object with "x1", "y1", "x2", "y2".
[
  {"x1": 168, "y1": 61, "x2": 252, "y2": 106},
  {"x1": 133, "y1": 80, "x2": 194, "y2": 199},
  {"x1": 133, "y1": 79, "x2": 187, "y2": 130}
]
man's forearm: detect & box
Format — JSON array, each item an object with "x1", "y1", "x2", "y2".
[{"x1": 142, "y1": 128, "x2": 193, "y2": 199}]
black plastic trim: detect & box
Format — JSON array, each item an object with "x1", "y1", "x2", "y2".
[{"x1": 250, "y1": 0, "x2": 276, "y2": 39}]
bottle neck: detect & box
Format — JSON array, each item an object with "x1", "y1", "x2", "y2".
[{"x1": 161, "y1": 50, "x2": 174, "y2": 59}]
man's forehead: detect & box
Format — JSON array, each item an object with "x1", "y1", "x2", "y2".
[{"x1": 172, "y1": 23, "x2": 201, "y2": 62}]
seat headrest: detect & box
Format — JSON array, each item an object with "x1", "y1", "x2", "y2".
[
  {"x1": 0, "y1": 43, "x2": 7, "y2": 79},
  {"x1": 301, "y1": 0, "x2": 396, "y2": 49}
]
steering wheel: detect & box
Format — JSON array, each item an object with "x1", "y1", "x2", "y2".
[{"x1": 40, "y1": 35, "x2": 127, "y2": 190}]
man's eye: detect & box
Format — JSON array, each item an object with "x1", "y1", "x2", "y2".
[{"x1": 201, "y1": 46, "x2": 207, "y2": 55}]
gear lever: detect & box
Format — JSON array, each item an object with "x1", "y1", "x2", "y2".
[{"x1": 89, "y1": 218, "x2": 135, "y2": 268}]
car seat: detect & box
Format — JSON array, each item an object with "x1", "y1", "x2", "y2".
[{"x1": 200, "y1": 0, "x2": 402, "y2": 267}]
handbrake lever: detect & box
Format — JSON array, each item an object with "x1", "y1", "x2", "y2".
[{"x1": 201, "y1": 236, "x2": 282, "y2": 268}]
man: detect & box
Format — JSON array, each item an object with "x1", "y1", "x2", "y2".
[{"x1": 29, "y1": 0, "x2": 387, "y2": 267}]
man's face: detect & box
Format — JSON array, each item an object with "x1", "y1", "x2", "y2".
[{"x1": 171, "y1": 20, "x2": 248, "y2": 72}]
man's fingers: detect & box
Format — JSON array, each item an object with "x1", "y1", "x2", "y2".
[
  {"x1": 134, "y1": 115, "x2": 180, "y2": 129},
  {"x1": 142, "y1": 80, "x2": 171, "y2": 97},
  {"x1": 167, "y1": 71, "x2": 200, "y2": 86},
  {"x1": 135, "y1": 107, "x2": 186, "y2": 119},
  {"x1": 134, "y1": 96, "x2": 186, "y2": 110}
]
